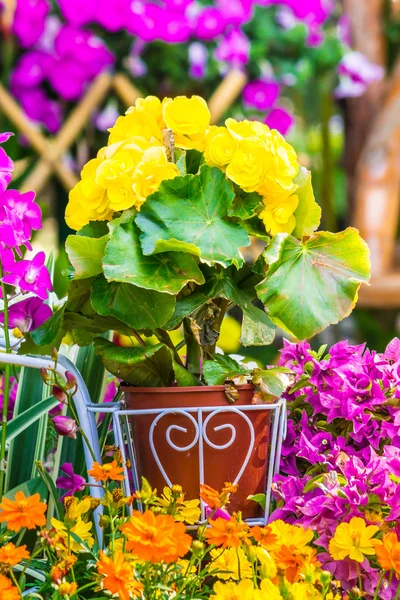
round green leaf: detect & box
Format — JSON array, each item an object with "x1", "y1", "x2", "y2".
[
  {"x1": 136, "y1": 165, "x2": 250, "y2": 268},
  {"x1": 66, "y1": 234, "x2": 108, "y2": 279},
  {"x1": 103, "y1": 218, "x2": 204, "y2": 295},
  {"x1": 256, "y1": 228, "x2": 370, "y2": 339}
]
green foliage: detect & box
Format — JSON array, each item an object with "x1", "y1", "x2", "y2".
[{"x1": 203, "y1": 355, "x2": 250, "y2": 386}]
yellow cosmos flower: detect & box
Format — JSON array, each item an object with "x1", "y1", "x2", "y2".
[
  {"x1": 132, "y1": 147, "x2": 180, "y2": 204},
  {"x1": 64, "y1": 497, "x2": 91, "y2": 522},
  {"x1": 162, "y1": 95, "x2": 210, "y2": 137},
  {"x1": 51, "y1": 517, "x2": 94, "y2": 552},
  {"x1": 108, "y1": 106, "x2": 163, "y2": 145},
  {"x1": 226, "y1": 138, "x2": 269, "y2": 192},
  {"x1": 259, "y1": 193, "x2": 299, "y2": 235},
  {"x1": 210, "y1": 547, "x2": 252, "y2": 581},
  {"x1": 210, "y1": 579, "x2": 256, "y2": 600},
  {"x1": 253, "y1": 547, "x2": 277, "y2": 579},
  {"x1": 329, "y1": 517, "x2": 379, "y2": 563},
  {"x1": 225, "y1": 118, "x2": 270, "y2": 143},
  {"x1": 154, "y1": 486, "x2": 200, "y2": 525},
  {"x1": 204, "y1": 126, "x2": 237, "y2": 168},
  {"x1": 256, "y1": 579, "x2": 283, "y2": 600},
  {"x1": 268, "y1": 520, "x2": 313, "y2": 549}
]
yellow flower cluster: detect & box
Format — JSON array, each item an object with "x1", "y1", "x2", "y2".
[{"x1": 66, "y1": 94, "x2": 300, "y2": 235}]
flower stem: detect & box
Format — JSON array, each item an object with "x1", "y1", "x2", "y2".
[
  {"x1": 373, "y1": 571, "x2": 386, "y2": 600},
  {"x1": 0, "y1": 266, "x2": 12, "y2": 501},
  {"x1": 356, "y1": 562, "x2": 363, "y2": 593},
  {"x1": 395, "y1": 580, "x2": 400, "y2": 600}
]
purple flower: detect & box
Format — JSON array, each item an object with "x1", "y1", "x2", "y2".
[
  {"x1": 0, "y1": 375, "x2": 18, "y2": 419},
  {"x1": 13, "y1": 0, "x2": 50, "y2": 48},
  {"x1": 95, "y1": 0, "x2": 129, "y2": 32},
  {"x1": 193, "y1": 7, "x2": 226, "y2": 41},
  {"x1": 335, "y1": 52, "x2": 384, "y2": 99},
  {"x1": 0, "y1": 189, "x2": 42, "y2": 232},
  {"x1": 11, "y1": 51, "x2": 51, "y2": 89},
  {"x1": 204, "y1": 504, "x2": 230, "y2": 521},
  {"x1": 265, "y1": 107, "x2": 294, "y2": 135},
  {"x1": 243, "y1": 80, "x2": 280, "y2": 111},
  {"x1": 0, "y1": 297, "x2": 52, "y2": 332},
  {"x1": 216, "y1": 0, "x2": 254, "y2": 26},
  {"x1": 188, "y1": 42, "x2": 207, "y2": 79},
  {"x1": 13, "y1": 87, "x2": 62, "y2": 134},
  {"x1": 2, "y1": 251, "x2": 53, "y2": 299},
  {"x1": 0, "y1": 135, "x2": 14, "y2": 194},
  {"x1": 58, "y1": 0, "x2": 96, "y2": 27},
  {"x1": 0, "y1": 207, "x2": 32, "y2": 255},
  {"x1": 56, "y1": 462, "x2": 86, "y2": 499},
  {"x1": 214, "y1": 28, "x2": 250, "y2": 68},
  {"x1": 52, "y1": 416, "x2": 79, "y2": 439}
]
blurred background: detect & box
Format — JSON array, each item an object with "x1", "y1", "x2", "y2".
[{"x1": 0, "y1": 0, "x2": 399, "y2": 363}]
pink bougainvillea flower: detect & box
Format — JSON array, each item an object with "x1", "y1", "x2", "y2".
[
  {"x1": 159, "y1": 11, "x2": 191, "y2": 43},
  {"x1": 193, "y1": 7, "x2": 226, "y2": 40},
  {"x1": 243, "y1": 80, "x2": 280, "y2": 111},
  {"x1": 265, "y1": 107, "x2": 294, "y2": 135},
  {"x1": 128, "y1": 2, "x2": 164, "y2": 41},
  {"x1": 0, "y1": 297, "x2": 52, "y2": 332},
  {"x1": 189, "y1": 42, "x2": 208, "y2": 79},
  {"x1": 13, "y1": 0, "x2": 50, "y2": 48},
  {"x1": 56, "y1": 463, "x2": 86, "y2": 499},
  {"x1": 2, "y1": 251, "x2": 53, "y2": 299},
  {"x1": 214, "y1": 28, "x2": 250, "y2": 67}
]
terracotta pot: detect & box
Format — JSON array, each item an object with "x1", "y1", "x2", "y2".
[{"x1": 123, "y1": 384, "x2": 271, "y2": 519}]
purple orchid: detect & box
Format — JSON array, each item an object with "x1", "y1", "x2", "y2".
[
  {"x1": 0, "y1": 297, "x2": 52, "y2": 333},
  {"x1": 265, "y1": 107, "x2": 294, "y2": 135},
  {"x1": 193, "y1": 7, "x2": 226, "y2": 40},
  {"x1": 12, "y1": 0, "x2": 50, "y2": 48},
  {"x1": 0, "y1": 135, "x2": 14, "y2": 194},
  {"x1": 214, "y1": 28, "x2": 250, "y2": 68},
  {"x1": 2, "y1": 251, "x2": 53, "y2": 299},
  {"x1": 56, "y1": 462, "x2": 86, "y2": 499},
  {"x1": 0, "y1": 189, "x2": 42, "y2": 232},
  {"x1": 52, "y1": 416, "x2": 79, "y2": 439},
  {"x1": 243, "y1": 80, "x2": 280, "y2": 111}
]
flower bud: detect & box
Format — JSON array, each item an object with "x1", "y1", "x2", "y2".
[
  {"x1": 52, "y1": 386, "x2": 67, "y2": 403},
  {"x1": 40, "y1": 367, "x2": 52, "y2": 383},
  {"x1": 65, "y1": 371, "x2": 77, "y2": 390},
  {"x1": 49, "y1": 403, "x2": 63, "y2": 417},
  {"x1": 99, "y1": 515, "x2": 110, "y2": 529},
  {"x1": 51, "y1": 347, "x2": 59, "y2": 362},
  {"x1": 191, "y1": 540, "x2": 205, "y2": 556},
  {"x1": 89, "y1": 497, "x2": 100, "y2": 511},
  {"x1": 52, "y1": 416, "x2": 79, "y2": 439},
  {"x1": 171, "y1": 484, "x2": 183, "y2": 498}
]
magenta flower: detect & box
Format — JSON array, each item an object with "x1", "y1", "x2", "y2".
[
  {"x1": 52, "y1": 416, "x2": 79, "y2": 439},
  {"x1": 56, "y1": 462, "x2": 86, "y2": 499},
  {"x1": 12, "y1": 87, "x2": 62, "y2": 134},
  {"x1": 188, "y1": 42, "x2": 207, "y2": 79},
  {"x1": 0, "y1": 208, "x2": 32, "y2": 255},
  {"x1": 193, "y1": 7, "x2": 226, "y2": 41},
  {"x1": 216, "y1": 0, "x2": 254, "y2": 26},
  {"x1": 95, "y1": 0, "x2": 129, "y2": 32},
  {"x1": 243, "y1": 80, "x2": 280, "y2": 111},
  {"x1": 12, "y1": 0, "x2": 50, "y2": 48},
  {"x1": 214, "y1": 28, "x2": 250, "y2": 68},
  {"x1": 0, "y1": 375, "x2": 18, "y2": 419},
  {"x1": 58, "y1": 0, "x2": 96, "y2": 27},
  {"x1": 0, "y1": 296, "x2": 52, "y2": 332},
  {"x1": 11, "y1": 51, "x2": 51, "y2": 89},
  {"x1": 0, "y1": 135, "x2": 14, "y2": 195},
  {"x1": 0, "y1": 189, "x2": 42, "y2": 232},
  {"x1": 159, "y1": 12, "x2": 191, "y2": 44},
  {"x1": 265, "y1": 107, "x2": 294, "y2": 135},
  {"x1": 2, "y1": 251, "x2": 53, "y2": 299}
]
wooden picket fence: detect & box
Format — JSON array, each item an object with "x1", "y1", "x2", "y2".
[{"x1": 0, "y1": 70, "x2": 247, "y2": 195}]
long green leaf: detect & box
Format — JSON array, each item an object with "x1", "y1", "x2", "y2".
[{"x1": 1, "y1": 396, "x2": 59, "y2": 443}]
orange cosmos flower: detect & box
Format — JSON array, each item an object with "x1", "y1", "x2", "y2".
[
  {"x1": 0, "y1": 574, "x2": 19, "y2": 600},
  {"x1": 88, "y1": 461, "x2": 124, "y2": 482},
  {"x1": 0, "y1": 491, "x2": 46, "y2": 532},
  {"x1": 0, "y1": 542, "x2": 29, "y2": 565},
  {"x1": 120, "y1": 510, "x2": 191, "y2": 563},
  {"x1": 251, "y1": 525, "x2": 278, "y2": 550},
  {"x1": 205, "y1": 516, "x2": 249, "y2": 549},
  {"x1": 274, "y1": 544, "x2": 320, "y2": 583},
  {"x1": 97, "y1": 551, "x2": 143, "y2": 600},
  {"x1": 200, "y1": 484, "x2": 221, "y2": 509},
  {"x1": 376, "y1": 532, "x2": 400, "y2": 574}
]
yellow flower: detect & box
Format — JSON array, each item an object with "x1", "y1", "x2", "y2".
[
  {"x1": 226, "y1": 138, "x2": 269, "y2": 192},
  {"x1": 329, "y1": 517, "x2": 379, "y2": 563},
  {"x1": 108, "y1": 106, "x2": 163, "y2": 145},
  {"x1": 225, "y1": 118, "x2": 270, "y2": 143},
  {"x1": 253, "y1": 547, "x2": 277, "y2": 580},
  {"x1": 256, "y1": 579, "x2": 283, "y2": 600},
  {"x1": 176, "y1": 559, "x2": 196, "y2": 575},
  {"x1": 210, "y1": 579, "x2": 256, "y2": 600},
  {"x1": 135, "y1": 96, "x2": 165, "y2": 128},
  {"x1": 268, "y1": 520, "x2": 313, "y2": 549},
  {"x1": 57, "y1": 581, "x2": 78, "y2": 598},
  {"x1": 260, "y1": 130, "x2": 299, "y2": 195},
  {"x1": 259, "y1": 193, "x2": 299, "y2": 235},
  {"x1": 154, "y1": 486, "x2": 200, "y2": 525},
  {"x1": 204, "y1": 126, "x2": 237, "y2": 168},
  {"x1": 64, "y1": 497, "x2": 91, "y2": 522},
  {"x1": 210, "y1": 547, "x2": 252, "y2": 581},
  {"x1": 132, "y1": 147, "x2": 180, "y2": 204},
  {"x1": 51, "y1": 517, "x2": 94, "y2": 552},
  {"x1": 162, "y1": 95, "x2": 210, "y2": 137}
]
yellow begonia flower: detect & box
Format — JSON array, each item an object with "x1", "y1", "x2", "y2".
[
  {"x1": 253, "y1": 547, "x2": 277, "y2": 580},
  {"x1": 135, "y1": 96, "x2": 165, "y2": 128},
  {"x1": 210, "y1": 579, "x2": 257, "y2": 600},
  {"x1": 132, "y1": 146, "x2": 180, "y2": 204},
  {"x1": 204, "y1": 126, "x2": 238, "y2": 169},
  {"x1": 225, "y1": 118, "x2": 270, "y2": 143},
  {"x1": 262, "y1": 130, "x2": 299, "y2": 191},
  {"x1": 259, "y1": 193, "x2": 299, "y2": 235},
  {"x1": 226, "y1": 138, "x2": 269, "y2": 192},
  {"x1": 108, "y1": 106, "x2": 163, "y2": 145},
  {"x1": 329, "y1": 516, "x2": 379, "y2": 563},
  {"x1": 51, "y1": 517, "x2": 94, "y2": 552},
  {"x1": 210, "y1": 547, "x2": 252, "y2": 581},
  {"x1": 268, "y1": 520, "x2": 313, "y2": 549},
  {"x1": 162, "y1": 95, "x2": 211, "y2": 137}
]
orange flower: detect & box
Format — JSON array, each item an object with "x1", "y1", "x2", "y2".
[
  {"x1": 57, "y1": 581, "x2": 78, "y2": 597},
  {"x1": 0, "y1": 542, "x2": 29, "y2": 565},
  {"x1": 274, "y1": 544, "x2": 320, "y2": 583},
  {"x1": 221, "y1": 482, "x2": 238, "y2": 495},
  {"x1": 251, "y1": 525, "x2": 278, "y2": 550},
  {"x1": 200, "y1": 484, "x2": 221, "y2": 509},
  {"x1": 120, "y1": 510, "x2": 191, "y2": 563},
  {"x1": 0, "y1": 491, "x2": 46, "y2": 532},
  {"x1": 205, "y1": 516, "x2": 249, "y2": 549},
  {"x1": 97, "y1": 551, "x2": 143, "y2": 600},
  {"x1": 88, "y1": 461, "x2": 124, "y2": 482},
  {"x1": 376, "y1": 532, "x2": 400, "y2": 574},
  {"x1": 0, "y1": 574, "x2": 19, "y2": 600}
]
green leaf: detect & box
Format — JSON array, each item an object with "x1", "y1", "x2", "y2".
[
  {"x1": 203, "y1": 355, "x2": 250, "y2": 386},
  {"x1": 292, "y1": 167, "x2": 321, "y2": 239},
  {"x1": 78, "y1": 221, "x2": 109, "y2": 238},
  {"x1": 91, "y1": 276, "x2": 175, "y2": 330},
  {"x1": 66, "y1": 234, "x2": 108, "y2": 279},
  {"x1": 1, "y1": 396, "x2": 59, "y2": 443},
  {"x1": 164, "y1": 289, "x2": 210, "y2": 330},
  {"x1": 228, "y1": 188, "x2": 263, "y2": 220},
  {"x1": 185, "y1": 149, "x2": 203, "y2": 174},
  {"x1": 103, "y1": 218, "x2": 204, "y2": 294},
  {"x1": 94, "y1": 338, "x2": 174, "y2": 386},
  {"x1": 252, "y1": 367, "x2": 294, "y2": 401},
  {"x1": 247, "y1": 493, "x2": 266, "y2": 510},
  {"x1": 35, "y1": 462, "x2": 64, "y2": 519},
  {"x1": 5, "y1": 477, "x2": 47, "y2": 502},
  {"x1": 136, "y1": 165, "x2": 249, "y2": 268},
  {"x1": 171, "y1": 358, "x2": 202, "y2": 386},
  {"x1": 31, "y1": 306, "x2": 65, "y2": 346},
  {"x1": 256, "y1": 228, "x2": 371, "y2": 339},
  {"x1": 175, "y1": 149, "x2": 187, "y2": 176},
  {"x1": 63, "y1": 311, "x2": 131, "y2": 346}
]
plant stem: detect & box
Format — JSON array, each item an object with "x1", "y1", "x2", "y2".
[
  {"x1": 373, "y1": 571, "x2": 386, "y2": 600},
  {"x1": 356, "y1": 562, "x2": 363, "y2": 593},
  {"x1": 183, "y1": 319, "x2": 202, "y2": 377},
  {"x1": 395, "y1": 580, "x2": 400, "y2": 600},
  {"x1": 68, "y1": 397, "x2": 96, "y2": 461},
  {"x1": 154, "y1": 329, "x2": 185, "y2": 367},
  {"x1": 0, "y1": 266, "x2": 11, "y2": 501}
]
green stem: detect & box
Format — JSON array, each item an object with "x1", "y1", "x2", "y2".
[
  {"x1": 0, "y1": 267, "x2": 12, "y2": 501},
  {"x1": 68, "y1": 397, "x2": 96, "y2": 461},
  {"x1": 183, "y1": 319, "x2": 202, "y2": 377},
  {"x1": 208, "y1": 298, "x2": 230, "y2": 357},
  {"x1": 395, "y1": 580, "x2": 400, "y2": 600},
  {"x1": 373, "y1": 571, "x2": 386, "y2": 600},
  {"x1": 356, "y1": 562, "x2": 363, "y2": 593}
]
